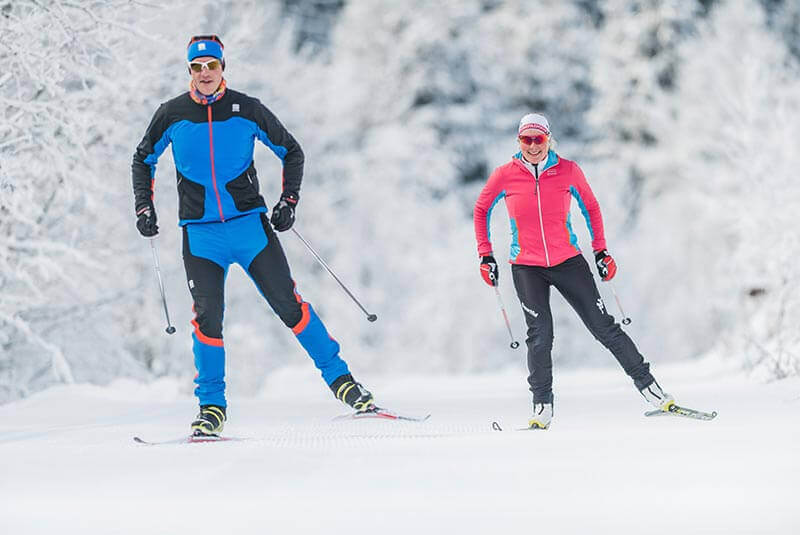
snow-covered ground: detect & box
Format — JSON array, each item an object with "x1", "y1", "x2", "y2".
[{"x1": 1, "y1": 356, "x2": 797, "y2": 535}]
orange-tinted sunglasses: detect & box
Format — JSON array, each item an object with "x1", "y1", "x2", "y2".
[{"x1": 519, "y1": 134, "x2": 548, "y2": 145}]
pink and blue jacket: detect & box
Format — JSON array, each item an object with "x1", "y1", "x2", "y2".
[{"x1": 473, "y1": 150, "x2": 607, "y2": 267}]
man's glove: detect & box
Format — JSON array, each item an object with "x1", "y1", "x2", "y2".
[
  {"x1": 270, "y1": 192, "x2": 298, "y2": 232},
  {"x1": 480, "y1": 255, "x2": 499, "y2": 286},
  {"x1": 136, "y1": 203, "x2": 159, "y2": 237},
  {"x1": 594, "y1": 249, "x2": 617, "y2": 281}
]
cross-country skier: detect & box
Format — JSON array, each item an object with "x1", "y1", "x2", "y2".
[
  {"x1": 473, "y1": 113, "x2": 675, "y2": 429},
  {"x1": 131, "y1": 35, "x2": 374, "y2": 436}
]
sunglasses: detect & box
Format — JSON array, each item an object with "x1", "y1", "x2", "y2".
[
  {"x1": 519, "y1": 134, "x2": 548, "y2": 145},
  {"x1": 189, "y1": 59, "x2": 222, "y2": 72}
]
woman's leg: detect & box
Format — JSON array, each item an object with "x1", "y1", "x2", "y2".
[
  {"x1": 550, "y1": 255, "x2": 655, "y2": 391},
  {"x1": 512, "y1": 264, "x2": 555, "y2": 403}
]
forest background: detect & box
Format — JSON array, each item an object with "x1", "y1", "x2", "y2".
[{"x1": 2, "y1": 0, "x2": 799, "y2": 403}]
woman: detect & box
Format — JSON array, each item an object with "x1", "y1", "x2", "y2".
[{"x1": 473, "y1": 113, "x2": 674, "y2": 429}]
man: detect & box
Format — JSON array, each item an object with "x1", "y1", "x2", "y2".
[{"x1": 132, "y1": 35, "x2": 375, "y2": 436}]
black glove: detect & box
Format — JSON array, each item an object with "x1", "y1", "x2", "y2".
[
  {"x1": 270, "y1": 192, "x2": 298, "y2": 232},
  {"x1": 480, "y1": 255, "x2": 499, "y2": 286},
  {"x1": 136, "y1": 203, "x2": 159, "y2": 237},
  {"x1": 594, "y1": 249, "x2": 617, "y2": 281}
]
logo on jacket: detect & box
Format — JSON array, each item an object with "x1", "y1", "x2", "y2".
[{"x1": 232, "y1": 103, "x2": 240, "y2": 112}]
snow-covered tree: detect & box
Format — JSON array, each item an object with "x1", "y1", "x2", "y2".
[
  {"x1": 2, "y1": 0, "x2": 798, "y2": 404},
  {"x1": 0, "y1": 1, "x2": 187, "y2": 402},
  {"x1": 658, "y1": 0, "x2": 800, "y2": 377}
]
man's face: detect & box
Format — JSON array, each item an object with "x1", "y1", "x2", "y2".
[{"x1": 189, "y1": 56, "x2": 223, "y2": 96}]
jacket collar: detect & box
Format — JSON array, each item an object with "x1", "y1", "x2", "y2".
[
  {"x1": 189, "y1": 79, "x2": 227, "y2": 105},
  {"x1": 513, "y1": 149, "x2": 559, "y2": 174}
]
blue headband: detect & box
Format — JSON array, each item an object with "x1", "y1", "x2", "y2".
[{"x1": 187, "y1": 40, "x2": 223, "y2": 61}]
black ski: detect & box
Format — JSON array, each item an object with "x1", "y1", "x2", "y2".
[{"x1": 644, "y1": 403, "x2": 717, "y2": 421}]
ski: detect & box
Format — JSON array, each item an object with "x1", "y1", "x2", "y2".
[
  {"x1": 491, "y1": 421, "x2": 547, "y2": 431},
  {"x1": 133, "y1": 435, "x2": 247, "y2": 445},
  {"x1": 644, "y1": 403, "x2": 717, "y2": 421},
  {"x1": 334, "y1": 407, "x2": 431, "y2": 422}
]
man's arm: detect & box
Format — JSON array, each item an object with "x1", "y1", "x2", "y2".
[
  {"x1": 252, "y1": 101, "x2": 304, "y2": 199},
  {"x1": 131, "y1": 103, "x2": 172, "y2": 214}
]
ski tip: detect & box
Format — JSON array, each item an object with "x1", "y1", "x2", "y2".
[{"x1": 133, "y1": 436, "x2": 146, "y2": 444}]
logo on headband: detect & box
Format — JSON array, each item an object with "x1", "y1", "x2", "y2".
[
  {"x1": 198, "y1": 43, "x2": 206, "y2": 51},
  {"x1": 519, "y1": 123, "x2": 549, "y2": 135}
]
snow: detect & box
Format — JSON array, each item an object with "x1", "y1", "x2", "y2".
[{"x1": 1, "y1": 357, "x2": 797, "y2": 534}]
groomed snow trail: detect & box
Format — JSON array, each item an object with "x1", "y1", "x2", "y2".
[{"x1": 1, "y1": 357, "x2": 797, "y2": 534}]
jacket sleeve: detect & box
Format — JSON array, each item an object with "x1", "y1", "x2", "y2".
[
  {"x1": 473, "y1": 167, "x2": 507, "y2": 257},
  {"x1": 569, "y1": 162, "x2": 607, "y2": 252},
  {"x1": 131, "y1": 103, "x2": 172, "y2": 213},
  {"x1": 252, "y1": 100, "x2": 304, "y2": 199}
]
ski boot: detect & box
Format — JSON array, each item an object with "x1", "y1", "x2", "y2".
[
  {"x1": 640, "y1": 381, "x2": 675, "y2": 412},
  {"x1": 528, "y1": 402, "x2": 553, "y2": 430},
  {"x1": 330, "y1": 373, "x2": 376, "y2": 413},
  {"x1": 191, "y1": 405, "x2": 226, "y2": 436}
]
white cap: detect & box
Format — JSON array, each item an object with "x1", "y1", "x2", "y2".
[{"x1": 518, "y1": 113, "x2": 550, "y2": 135}]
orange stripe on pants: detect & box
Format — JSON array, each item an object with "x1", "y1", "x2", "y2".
[
  {"x1": 191, "y1": 318, "x2": 224, "y2": 347},
  {"x1": 291, "y1": 302, "x2": 311, "y2": 335}
]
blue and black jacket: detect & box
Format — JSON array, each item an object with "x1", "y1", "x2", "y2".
[{"x1": 132, "y1": 88, "x2": 304, "y2": 225}]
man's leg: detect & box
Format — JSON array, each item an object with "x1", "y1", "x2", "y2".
[
  {"x1": 241, "y1": 214, "x2": 349, "y2": 385},
  {"x1": 550, "y1": 255, "x2": 655, "y2": 391},
  {"x1": 183, "y1": 226, "x2": 229, "y2": 408},
  {"x1": 511, "y1": 264, "x2": 555, "y2": 404}
]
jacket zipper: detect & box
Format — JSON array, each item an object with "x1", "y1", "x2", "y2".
[
  {"x1": 533, "y1": 164, "x2": 551, "y2": 266},
  {"x1": 207, "y1": 105, "x2": 225, "y2": 222}
]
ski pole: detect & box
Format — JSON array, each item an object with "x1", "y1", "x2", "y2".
[
  {"x1": 291, "y1": 228, "x2": 377, "y2": 322},
  {"x1": 148, "y1": 237, "x2": 176, "y2": 334},
  {"x1": 609, "y1": 282, "x2": 631, "y2": 325},
  {"x1": 493, "y1": 285, "x2": 520, "y2": 349}
]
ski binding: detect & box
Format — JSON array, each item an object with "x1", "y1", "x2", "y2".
[{"x1": 644, "y1": 403, "x2": 717, "y2": 421}]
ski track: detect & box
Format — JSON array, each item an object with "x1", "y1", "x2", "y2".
[{"x1": 0, "y1": 359, "x2": 798, "y2": 535}]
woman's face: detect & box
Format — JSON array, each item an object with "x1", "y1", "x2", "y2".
[{"x1": 518, "y1": 129, "x2": 549, "y2": 164}]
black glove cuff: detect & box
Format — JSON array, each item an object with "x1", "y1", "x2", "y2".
[
  {"x1": 136, "y1": 201, "x2": 154, "y2": 217},
  {"x1": 280, "y1": 192, "x2": 299, "y2": 205}
]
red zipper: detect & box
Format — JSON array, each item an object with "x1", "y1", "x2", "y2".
[{"x1": 207, "y1": 105, "x2": 225, "y2": 222}]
